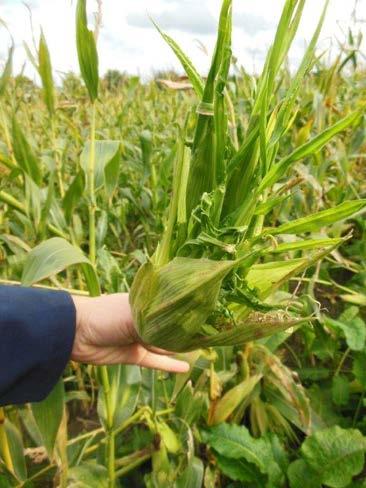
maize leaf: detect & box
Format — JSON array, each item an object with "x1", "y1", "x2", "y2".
[
  {"x1": 152, "y1": 20, "x2": 204, "y2": 98},
  {"x1": 76, "y1": 0, "x2": 99, "y2": 102},
  {"x1": 198, "y1": 313, "x2": 310, "y2": 349},
  {"x1": 186, "y1": 0, "x2": 232, "y2": 214},
  {"x1": 0, "y1": 44, "x2": 13, "y2": 98},
  {"x1": 130, "y1": 256, "x2": 239, "y2": 351},
  {"x1": 11, "y1": 117, "x2": 42, "y2": 185},
  {"x1": 208, "y1": 374, "x2": 262, "y2": 425},
  {"x1": 259, "y1": 111, "x2": 361, "y2": 192},
  {"x1": 268, "y1": 200, "x2": 366, "y2": 235},
  {"x1": 38, "y1": 30, "x2": 55, "y2": 115},
  {"x1": 22, "y1": 237, "x2": 100, "y2": 296}
]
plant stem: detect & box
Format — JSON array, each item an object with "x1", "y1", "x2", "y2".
[
  {"x1": 334, "y1": 347, "x2": 351, "y2": 377},
  {"x1": 0, "y1": 408, "x2": 14, "y2": 474},
  {"x1": 100, "y1": 366, "x2": 115, "y2": 488},
  {"x1": 18, "y1": 463, "x2": 56, "y2": 487},
  {"x1": 115, "y1": 452, "x2": 152, "y2": 479},
  {"x1": 86, "y1": 100, "x2": 115, "y2": 487},
  {"x1": 67, "y1": 427, "x2": 104, "y2": 446},
  {"x1": 88, "y1": 102, "x2": 97, "y2": 265},
  {"x1": 51, "y1": 116, "x2": 65, "y2": 197}
]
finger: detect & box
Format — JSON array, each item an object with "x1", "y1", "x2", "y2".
[
  {"x1": 78, "y1": 344, "x2": 190, "y2": 373},
  {"x1": 134, "y1": 349, "x2": 190, "y2": 373},
  {"x1": 125, "y1": 344, "x2": 190, "y2": 372}
]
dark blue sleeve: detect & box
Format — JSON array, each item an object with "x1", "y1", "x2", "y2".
[{"x1": 0, "y1": 286, "x2": 76, "y2": 406}]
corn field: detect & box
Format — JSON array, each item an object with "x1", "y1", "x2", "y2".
[{"x1": 0, "y1": 0, "x2": 366, "y2": 486}]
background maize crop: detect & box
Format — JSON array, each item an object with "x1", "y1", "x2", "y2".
[{"x1": 0, "y1": 0, "x2": 366, "y2": 486}]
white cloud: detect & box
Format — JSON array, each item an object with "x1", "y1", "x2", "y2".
[{"x1": 0, "y1": 0, "x2": 365, "y2": 83}]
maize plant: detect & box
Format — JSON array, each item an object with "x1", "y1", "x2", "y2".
[
  {"x1": 130, "y1": 0, "x2": 366, "y2": 352},
  {"x1": 0, "y1": 0, "x2": 366, "y2": 486}
]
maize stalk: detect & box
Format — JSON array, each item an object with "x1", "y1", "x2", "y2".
[{"x1": 130, "y1": 0, "x2": 365, "y2": 352}]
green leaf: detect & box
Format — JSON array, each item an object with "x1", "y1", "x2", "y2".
[
  {"x1": 288, "y1": 459, "x2": 321, "y2": 488},
  {"x1": 0, "y1": 45, "x2": 13, "y2": 97},
  {"x1": 209, "y1": 374, "x2": 262, "y2": 425},
  {"x1": 63, "y1": 170, "x2": 85, "y2": 223},
  {"x1": 259, "y1": 111, "x2": 361, "y2": 191},
  {"x1": 153, "y1": 20, "x2": 204, "y2": 98},
  {"x1": 203, "y1": 423, "x2": 283, "y2": 485},
  {"x1": 157, "y1": 421, "x2": 181, "y2": 454},
  {"x1": 254, "y1": 193, "x2": 291, "y2": 215},
  {"x1": 97, "y1": 365, "x2": 141, "y2": 430},
  {"x1": 301, "y1": 426, "x2": 366, "y2": 488},
  {"x1": 31, "y1": 380, "x2": 64, "y2": 459},
  {"x1": 176, "y1": 457, "x2": 204, "y2": 488},
  {"x1": 12, "y1": 116, "x2": 42, "y2": 185},
  {"x1": 268, "y1": 200, "x2": 366, "y2": 235},
  {"x1": 246, "y1": 249, "x2": 333, "y2": 299},
  {"x1": 38, "y1": 30, "x2": 55, "y2": 115},
  {"x1": 332, "y1": 375, "x2": 350, "y2": 406},
  {"x1": 324, "y1": 315, "x2": 366, "y2": 351},
  {"x1": 268, "y1": 237, "x2": 344, "y2": 254},
  {"x1": 23, "y1": 41, "x2": 38, "y2": 70},
  {"x1": 4, "y1": 420, "x2": 27, "y2": 481},
  {"x1": 215, "y1": 455, "x2": 266, "y2": 486},
  {"x1": 0, "y1": 469, "x2": 18, "y2": 488},
  {"x1": 272, "y1": 0, "x2": 328, "y2": 142},
  {"x1": 353, "y1": 352, "x2": 366, "y2": 388},
  {"x1": 186, "y1": 0, "x2": 232, "y2": 214},
  {"x1": 21, "y1": 237, "x2": 101, "y2": 295},
  {"x1": 80, "y1": 140, "x2": 120, "y2": 194},
  {"x1": 76, "y1": 0, "x2": 99, "y2": 102},
  {"x1": 68, "y1": 463, "x2": 108, "y2": 488}
]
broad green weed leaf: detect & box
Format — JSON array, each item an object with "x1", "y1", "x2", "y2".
[
  {"x1": 203, "y1": 423, "x2": 284, "y2": 486},
  {"x1": 76, "y1": 0, "x2": 99, "y2": 102},
  {"x1": 31, "y1": 380, "x2": 64, "y2": 460},
  {"x1": 301, "y1": 426, "x2": 366, "y2": 488},
  {"x1": 324, "y1": 315, "x2": 366, "y2": 351},
  {"x1": 288, "y1": 459, "x2": 321, "y2": 488},
  {"x1": 215, "y1": 456, "x2": 267, "y2": 485}
]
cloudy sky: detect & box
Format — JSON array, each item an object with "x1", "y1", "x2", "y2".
[{"x1": 0, "y1": 0, "x2": 365, "y2": 82}]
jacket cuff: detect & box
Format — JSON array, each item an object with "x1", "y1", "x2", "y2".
[{"x1": 0, "y1": 286, "x2": 76, "y2": 406}]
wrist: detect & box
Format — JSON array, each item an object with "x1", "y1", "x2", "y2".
[{"x1": 70, "y1": 295, "x2": 90, "y2": 362}]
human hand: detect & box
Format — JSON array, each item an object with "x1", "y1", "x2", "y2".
[{"x1": 71, "y1": 293, "x2": 190, "y2": 373}]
